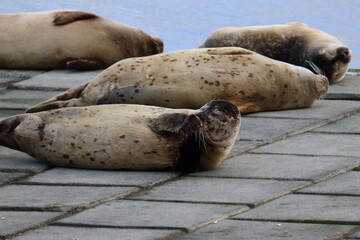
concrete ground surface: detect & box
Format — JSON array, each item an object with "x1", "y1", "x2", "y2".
[{"x1": 0, "y1": 69, "x2": 360, "y2": 240}]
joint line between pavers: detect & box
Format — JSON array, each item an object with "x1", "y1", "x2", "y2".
[
  {"x1": 122, "y1": 198, "x2": 249, "y2": 206},
  {"x1": 324, "y1": 226, "x2": 360, "y2": 240},
  {"x1": 230, "y1": 218, "x2": 360, "y2": 226},
  {"x1": 186, "y1": 174, "x2": 313, "y2": 182}
]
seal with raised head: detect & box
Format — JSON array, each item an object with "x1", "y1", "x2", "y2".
[
  {"x1": 1, "y1": 100, "x2": 241, "y2": 172},
  {"x1": 0, "y1": 10, "x2": 163, "y2": 70},
  {"x1": 26, "y1": 47, "x2": 328, "y2": 114},
  {"x1": 200, "y1": 23, "x2": 351, "y2": 83}
]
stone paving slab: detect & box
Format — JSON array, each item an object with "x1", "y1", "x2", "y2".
[
  {"x1": 12, "y1": 225, "x2": 180, "y2": 240},
  {"x1": 57, "y1": 200, "x2": 242, "y2": 230},
  {"x1": 230, "y1": 140, "x2": 262, "y2": 154},
  {"x1": 0, "y1": 89, "x2": 63, "y2": 110},
  {"x1": 325, "y1": 75, "x2": 360, "y2": 100},
  {"x1": 347, "y1": 229, "x2": 360, "y2": 238},
  {"x1": 0, "y1": 172, "x2": 28, "y2": 185},
  {"x1": 191, "y1": 154, "x2": 360, "y2": 180},
  {"x1": 0, "y1": 70, "x2": 44, "y2": 81},
  {"x1": 175, "y1": 219, "x2": 355, "y2": 240},
  {"x1": 0, "y1": 109, "x2": 23, "y2": 119},
  {"x1": 312, "y1": 112, "x2": 360, "y2": 134},
  {"x1": 235, "y1": 194, "x2": 360, "y2": 223},
  {"x1": 298, "y1": 171, "x2": 360, "y2": 195},
  {"x1": 252, "y1": 133, "x2": 360, "y2": 157},
  {"x1": 245, "y1": 100, "x2": 360, "y2": 119},
  {"x1": 20, "y1": 167, "x2": 179, "y2": 187},
  {"x1": 0, "y1": 211, "x2": 60, "y2": 238},
  {"x1": 13, "y1": 70, "x2": 101, "y2": 91},
  {"x1": 0, "y1": 185, "x2": 137, "y2": 211},
  {"x1": 0, "y1": 147, "x2": 48, "y2": 172},
  {"x1": 238, "y1": 117, "x2": 318, "y2": 141},
  {"x1": 128, "y1": 176, "x2": 308, "y2": 205}
]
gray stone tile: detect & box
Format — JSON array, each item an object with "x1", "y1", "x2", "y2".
[
  {"x1": 13, "y1": 70, "x2": 101, "y2": 91},
  {"x1": 239, "y1": 117, "x2": 317, "y2": 141},
  {"x1": 0, "y1": 147, "x2": 48, "y2": 172},
  {"x1": 325, "y1": 75, "x2": 360, "y2": 100},
  {"x1": 57, "y1": 200, "x2": 241, "y2": 229},
  {"x1": 298, "y1": 171, "x2": 360, "y2": 195},
  {"x1": 191, "y1": 154, "x2": 359, "y2": 180},
  {"x1": 175, "y1": 219, "x2": 354, "y2": 240},
  {"x1": 0, "y1": 109, "x2": 23, "y2": 119},
  {"x1": 0, "y1": 185, "x2": 137, "y2": 211},
  {"x1": 13, "y1": 226, "x2": 180, "y2": 240},
  {"x1": 252, "y1": 133, "x2": 360, "y2": 157},
  {"x1": 235, "y1": 194, "x2": 360, "y2": 223},
  {"x1": 0, "y1": 211, "x2": 60, "y2": 238},
  {"x1": 129, "y1": 176, "x2": 307, "y2": 205},
  {"x1": 0, "y1": 70, "x2": 44, "y2": 81},
  {"x1": 347, "y1": 229, "x2": 360, "y2": 238},
  {"x1": 0, "y1": 172, "x2": 28, "y2": 185},
  {"x1": 312, "y1": 113, "x2": 360, "y2": 134},
  {"x1": 245, "y1": 100, "x2": 360, "y2": 119},
  {"x1": 20, "y1": 167, "x2": 179, "y2": 187},
  {"x1": 230, "y1": 140, "x2": 262, "y2": 154},
  {"x1": 0, "y1": 89, "x2": 62, "y2": 110}
]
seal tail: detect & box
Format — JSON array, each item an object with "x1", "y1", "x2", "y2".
[
  {"x1": 26, "y1": 83, "x2": 89, "y2": 113},
  {"x1": 0, "y1": 114, "x2": 26, "y2": 150}
]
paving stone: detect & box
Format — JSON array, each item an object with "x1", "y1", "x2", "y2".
[
  {"x1": 0, "y1": 89, "x2": 62, "y2": 110},
  {"x1": 20, "y1": 167, "x2": 179, "y2": 187},
  {"x1": 191, "y1": 154, "x2": 359, "y2": 180},
  {"x1": 0, "y1": 147, "x2": 48, "y2": 172},
  {"x1": 298, "y1": 171, "x2": 360, "y2": 195},
  {"x1": 0, "y1": 109, "x2": 23, "y2": 119},
  {"x1": 245, "y1": 100, "x2": 360, "y2": 119},
  {"x1": 175, "y1": 219, "x2": 354, "y2": 240},
  {"x1": 57, "y1": 200, "x2": 241, "y2": 229},
  {"x1": 230, "y1": 140, "x2": 262, "y2": 154},
  {"x1": 325, "y1": 75, "x2": 360, "y2": 100},
  {"x1": 347, "y1": 229, "x2": 360, "y2": 238},
  {"x1": 13, "y1": 70, "x2": 102, "y2": 91},
  {"x1": 129, "y1": 176, "x2": 307, "y2": 205},
  {"x1": 235, "y1": 194, "x2": 360, "y2": 223},
  {"x1": 0, "y1": 70, "x2": 44, "y2": 81},
  {"x1": 252, "y1": 133, "x2": 360, "y2": 157},
  {"x1": 312, "y1": 113, "x2": 360, "y2": 134},
  {"x1": 0, "y1": 185, "x2": 137, "y2": 210},
  {"x1": 0, "y1": 172, "x2": 28, "y2": 185},
  {"x1": 239, "y1": 117, "x2": 318, "y2": 141},
  {"x1": 12, "y1": 225, "x2": 180, "y2": 240},
  {"x1": 0, "y1": 211, "x2": 60, "y2": 238}
]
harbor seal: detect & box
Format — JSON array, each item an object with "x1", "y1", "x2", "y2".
[
  {"x1": 199, "y1": 23, "x2": 351, "y2": 83},
  {"x1": 26, "y1": 47, "x2": 328, "y2": 114},
  {"x1": 0, "y1": 10, "x2": 163, "y2": 70},
  {"x1": 1, "y1": 100, "x2": 241, "y2": 172}
]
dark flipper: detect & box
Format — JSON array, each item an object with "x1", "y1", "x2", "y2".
[
  {"x1": 25, "y1": 83, "x2": 89, "y2": 113},
  {"x1": 150, "y1": 113, "x2": 203, "y2": 173},
  {"x1": 53, "y1": 11, "x2": 98, "y2": 26},
  {"x1": 67, "y1": 59, "x2": 106, "y2": 70},
  {"x1": 0, "y1": 115, "x2": 25, "y2": 150}
]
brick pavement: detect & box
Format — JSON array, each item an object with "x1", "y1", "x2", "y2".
[{"x1": 0, "y1": 70, "x2": 360, "y2": 240}]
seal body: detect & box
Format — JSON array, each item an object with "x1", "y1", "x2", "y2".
[
  {"x1": 200, "y1": 23, "x2": 351, "y2": 83},
  {"x1": 1, "y1": 100, "x2": 241, "y2": 172},
  {"x1": 0, "y1": 10, "x2": 163, "y2": 70},
  {"x1": 27, "y1": 47, "x2": 328, "y2": 114}
]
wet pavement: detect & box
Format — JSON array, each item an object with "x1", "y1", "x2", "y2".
[{"x1": 0, "y1": 70, "x2": 360, "y2": 239}]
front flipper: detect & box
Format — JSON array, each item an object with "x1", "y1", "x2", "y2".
[
  {"x1": 53, "y1": 11, "x2": 98, "y2": 26},
  {"x1": 0, "y1": 115, "x2": 25, "y2": 150},
  {"x1": 67, "y1": 59, "x2": 106, "y2": 70},
  {"x1": 150, "y1": 114, "x2": 203, "y2": 173},
  {"x1": 25, "y1": 83, "x2": 89, "y2": 113}
]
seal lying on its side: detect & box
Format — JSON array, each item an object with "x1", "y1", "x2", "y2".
[
  {"x1": 1, "y1": 100, "x2": 241, "y2": 172},
  {"x1": 0, "y1": 10, "x2": 163, "y2": 70},
  {"x1": 200, "y1": 23, "x2": 351, "y2": 83},
  {"x1": 26, "y1": 47, "x2": 329, "y2": 114}
]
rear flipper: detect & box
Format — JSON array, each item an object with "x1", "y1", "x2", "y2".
[
  {"x1": 26, "y1": 83, "x2": 89, "y2": 113},
  {"x1": 0, "y1": 115, "x2": 26, "y2": 150}
]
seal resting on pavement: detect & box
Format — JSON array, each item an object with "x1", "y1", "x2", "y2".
[
  {"x1": 0, "y1": 10, "x2": 163, "y2": 70},
  {"x1": 200, "y1": 23, "x2": 351, "y2": 83},
  {"x1": 26, "y1": 47, "x2": 329, "y2": 114},
  {"x1": 1, "y1": 100, "x2": 241, "y2": 172}
]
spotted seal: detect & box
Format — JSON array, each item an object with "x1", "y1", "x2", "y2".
[
  {"x1": 200, "y1": 23, "x2": 351, "y2": 83},
  {"x1": 1, "y1": 100, "x2": 241, "y2": 172},
  {"x1": 26, "y1": 47, "x2": 328, "y2": 114},
  {"x1": 0, "y1": 10, "x2": 163, "y2": 70}
]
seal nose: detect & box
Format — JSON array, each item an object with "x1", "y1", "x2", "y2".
[{"x1": 337, "y1": 47, "x2": 351, "y2": 62}]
